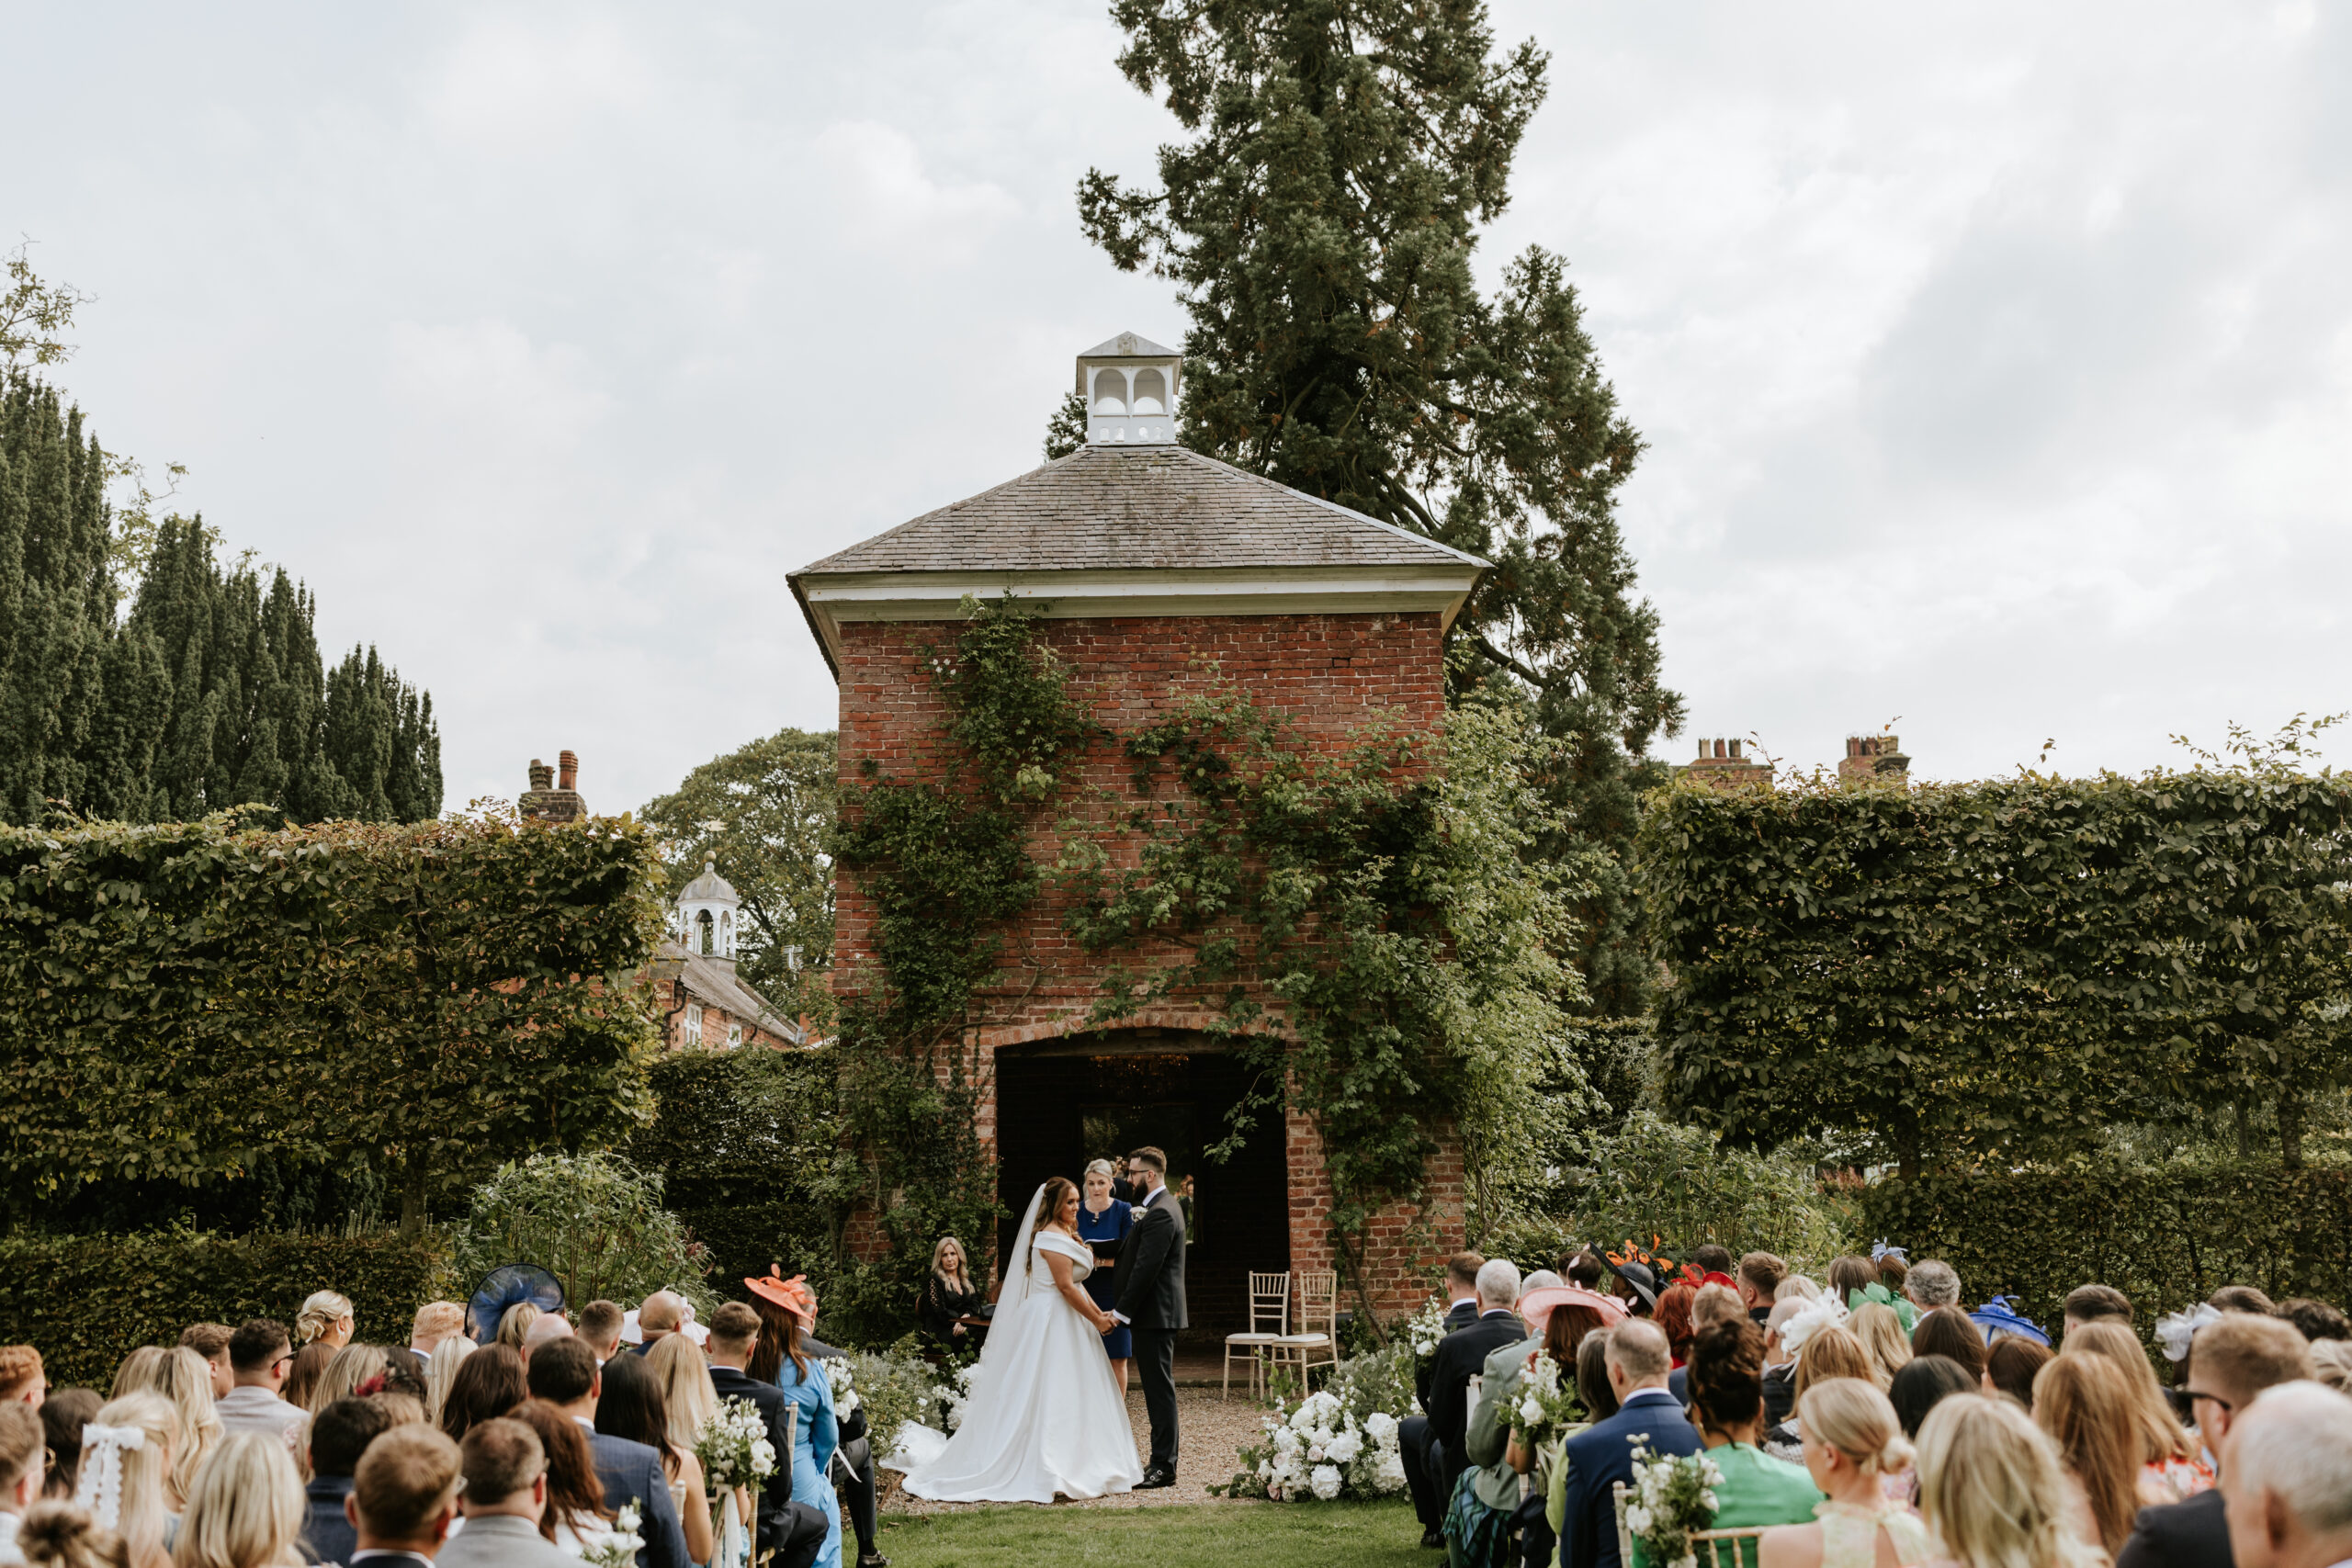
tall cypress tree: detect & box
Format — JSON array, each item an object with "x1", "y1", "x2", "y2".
[{"x1": 1073, "y1": 0, "x2": 1682, "y2": 1013}]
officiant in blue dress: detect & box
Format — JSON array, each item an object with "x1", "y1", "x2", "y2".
[{"x1": 1078, "y1": 1158, "x2": 1136, "y2": 1391}]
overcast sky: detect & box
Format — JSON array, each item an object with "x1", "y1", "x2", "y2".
[{"x1": 9, "y1": 2, "x2": 2346, "y2": 809}]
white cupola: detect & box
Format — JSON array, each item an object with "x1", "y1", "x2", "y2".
[
  {"x1": 675, "y1": 852, "x2": 741, "y2": 970},
  {"x1": 1076, "y1": 332, "x2": 1182, "y2": 446}
]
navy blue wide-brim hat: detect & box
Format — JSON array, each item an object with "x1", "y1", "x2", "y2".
[{"x1": 1969, "y1": 1295, "x2": 2051, "y2": 1348}]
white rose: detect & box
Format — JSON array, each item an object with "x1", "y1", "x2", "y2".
[
  {"x1": 1273, "y1": 1427, "x2": 1301, "y2": 1453},
  {"x1": 1310, "y1": 1464, "x2": 1342, "y2": 1501},
  {"x1": 1627, "y1": 1506, "x2": 1653, "y2": 1535},
  {"x1": 1519, "y1": 1394, "x2": 1543, "y2": 1425},
  {"x1": 1365, "y1": 1412, "x2": 1398, "y2": 1441},
  {"x1": 1328, "y1": 1431, "x2": 1363, "y2": 1463}
]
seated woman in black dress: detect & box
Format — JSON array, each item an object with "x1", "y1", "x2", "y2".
[{"x1": 919, "y1": 1235, "x2": 987, "y2": 1353}]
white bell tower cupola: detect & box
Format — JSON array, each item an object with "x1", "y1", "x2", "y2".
[
  {"x1": 1077, "y1": 332, "x2": 1182, "y2": 446},
  {"x1": 675, "y1": 852, "x2": 741, "y2": 972}
]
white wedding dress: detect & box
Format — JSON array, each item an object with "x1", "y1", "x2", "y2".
[{"x1": 893, "y1": 1187, "x2": 1143, "y2": 1503}]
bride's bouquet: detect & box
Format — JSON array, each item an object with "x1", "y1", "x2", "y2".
[{"x1": 695, "y1": 1397, "x2": 777, "y2": 1494}]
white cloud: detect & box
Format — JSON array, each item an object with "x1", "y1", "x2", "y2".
[{"x1": 809, "y1": 119, "x2": 1020, "y2": 263}]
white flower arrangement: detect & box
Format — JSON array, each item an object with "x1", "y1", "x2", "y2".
[
  {"x1": 1624, "y1": 1441, "x2": 1724, "y2": 1568},
  {"x1": 695, "y1": 1397, "x2": 777, "y2": 1493},
  {"x1": 940, "y1": 1363, "x2": 979, "y2": 1432},
  {"x1": 1509, "y1": 1349, "x2": 1579, "y2": 1452},
  {"x1": 574, "y1": 1503, "x2": 644, "y2": 1568},
  {"x1": 1404, "y1": 1295, "x2": 1449, "y2": 1371},
  {"x1": 827, "y1": 1355, "x2": 861, "y2": 1421},
  {"x1": 1215, "y1": 1359, "x2": 1412, "y2": 1502}
]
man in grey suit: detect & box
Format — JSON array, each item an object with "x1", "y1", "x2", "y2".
[
  {"x1": 525, "y1": 1338, "x2": 691, "y2": 1568},
  {"x1": 435, "y1": 1419, "x2": 577, "y2": 1568},
  {"x1": 1113, "y1": 1145, "x2": 1188, "y2": 1489}
]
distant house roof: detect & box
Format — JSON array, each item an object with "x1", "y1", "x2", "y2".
[
  {"x1": 656, "y1": 939, "x2": 808, "y2": 1045},
  {"x1": 789, "y1": 444, "x2": 1487, "y2": 676}
]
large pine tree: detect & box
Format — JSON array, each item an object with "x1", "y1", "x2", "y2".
[
  {"x1": 0, "y1": 375, "x2": 441, "y2": 827},
  {"x1": 1073, "y1": 0, "x2": 1681, "y2": 1012}
]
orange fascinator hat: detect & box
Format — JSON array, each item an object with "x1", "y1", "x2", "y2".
[{"x1": 744, "y1": 1266, "x2": 816, "y2": 1328}]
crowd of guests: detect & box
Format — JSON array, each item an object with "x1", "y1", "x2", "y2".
[
  {"x1": 1399, "y1": 1243, "x2": 2352, "y2": 1568},
  {"x1": 0, "y1": 1279, "x2": 893, "y2": 1568}
]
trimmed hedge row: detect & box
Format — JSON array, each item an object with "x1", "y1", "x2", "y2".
[
  {"x1": 0, "y1": 1230, "x2": 451, "y2": 1387},
  {"x1": 1860, "y1": 1158, "x2": 2352, "y2": 1346}
]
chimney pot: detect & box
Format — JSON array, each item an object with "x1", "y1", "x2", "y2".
[
  {"x1": 527, "y1": 758, "x2": 554, "y2": 792},
  {"x1": 558, "y1": 750, "x2": 579, "y2": 792},
  {"x1": 1729, "y1": 739, "x2": 1743, "y2": 759}
]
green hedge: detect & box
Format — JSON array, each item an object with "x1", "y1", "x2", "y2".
[
  {"x1": 1860, "y1": 1157, "x2": 2352, "y2": 1346},
  {"x1": 0, "y1": 1230, "x2": 452, "y2": 1387}
]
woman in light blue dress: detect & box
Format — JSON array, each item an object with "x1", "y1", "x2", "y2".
[{"x1": 751, "y1": 1291, "x2": 842, "y2": 1568}]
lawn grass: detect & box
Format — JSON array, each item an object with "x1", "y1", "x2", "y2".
[{"x1": 875, "y1": 1497, "x2": 1426, "y2": 1567}]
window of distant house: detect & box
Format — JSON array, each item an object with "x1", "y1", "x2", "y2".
[
  {"x1": 727, "y1": 1023, "x2": 743, "y2": 1049},
  {"x1": 684, "y1": 1008, "x2": 702, "y2": 1045}
]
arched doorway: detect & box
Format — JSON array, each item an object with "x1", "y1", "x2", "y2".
[{"x1": 993, "y1": 1029, "x2": 1289, "y2": 1341}]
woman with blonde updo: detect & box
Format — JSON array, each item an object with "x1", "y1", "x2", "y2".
[
  {"x1": 169, "y1": 1433, "x2": 302, "y2": 1568},
  {"x1": 1758, "y1": 1380, "x2": 1935, "y2": 1568},
  {"x1": 107, "y1": 1351, "x2": 220, "y2": 1511},
  {"x1": 74, "y1": 1392, "x2": 176, "y2": 1568},
  {"x1": 292, "y1": 1293, "x2": 353, "y2": 1351},
  {"x1": 1915, "y1": 1394, "x2": 2105, "y2": 1568}
]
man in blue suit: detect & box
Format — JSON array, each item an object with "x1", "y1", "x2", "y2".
[
  {"x1": 526, "y1": 1337, "x2": 691, "y2": 1568},
  {"x1": 1557, "y1": 1319, "x2": 1702, "y2": 1568}
]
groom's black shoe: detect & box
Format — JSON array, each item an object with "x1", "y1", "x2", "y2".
[{"x1": 1136, "y1": 1466, "x2": 1177, "y2": 1490}]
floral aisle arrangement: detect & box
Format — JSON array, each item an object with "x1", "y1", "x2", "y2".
[
  {"x1": 1403, "y1": 1295, "x2": 1449, "y2": 1385},
  {"x1": 575, "y1": 1503, "x2": 645, "y2": 1568},
  {"x1": 939, "y1": 1361, "x2": 980, "y2": 1433},
  {"x1": 1215, "y1": 1346, "x2": 1419, "y2": 1501},
  {"x1": 695, "y1": 1397, "x2": 778, "y2": 1495},
  {"x1": 1623, "y1": 1443, "x2": 1724, "y2": 1568},
  {"x1": 1507, "y1": 1349, "x2": 1580, "y2": 1452},
  {"x1": 839, "y1": 1343, "x2": 959, "y2": 1459}
]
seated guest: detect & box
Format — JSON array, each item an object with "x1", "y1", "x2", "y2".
[
  {"x1": 1739, "y1": 1254, "x2": 1787, "y2": 1325},
  {"x1": 1690, "y1": 1245, "x2": 1735, "y2": 1280},
  {"x1": 1656, "y1": 1282, "x2": 1698, "y2": 1369},
  {"x1": 1757, "y1": 1379, "x2": 1931, "y2": 1568},
  {"x1": 38, "y1": 1391, "x2": 99, "y2": 1500},
  {"x1": 2116, "y1": 1312, "x2": 2311, "y2": 1568},
  {"x1": 1412, "y1": 1260, "x2": 1523, "y2": 1551},
  {"x1": 14, "y1": 1501, "x2": 129, "y2": 1568},
  {"x1": 1670, "y1": 1320, "x2": 1821, "y2": 1567},
  {"x1": 1850, "y1": 1303, "x2": 1911, "y2": 1390},
  {"x1": 435, "y1": 1418, "x2": 574, "y2": 1568},
  {"x1": 300, "y1": 1398, "x2": 393, "y2": 1564},
  {"x1": 1876, "y1": 1251, "x2": 1910, "y2": 1297},
  {"x1": 524, "y1": 1340, "x2": 689, "y2": 1568},
  {"x1": 576, "y1": 1303, "x2": 625, "y2": 1366},
  {"x1": 918, "y1": 1238, "x2": 987, "y2": 1354},
  {"x1": 1889, "y1": 1355, "x2": 1977, "y2": 1440},
  {"x1": 2062, "y1": 1285, "x2": 2133, "y2": 1338},
  {"x1": 2210, "y1": 1285, "x2": 2276, "y2": 1315},
  {"x1": 216, "y1": 1322, "x2": 307, "y2": 1451},
  {"x1": 296, "y1": 1292, "x2": 355, "y2": 1353},
  {"x1": 2033, "y1": 1352, "x2": 2150, "y2": 1557},
  {"x1": 1825, "y1": 1256, "x2": 1878, "y2": 1307},
  {"x1": 519, "y1": 1317, "x2": 573, "y2": 1369},
  {"x1": 594, "y1": 1352, "x2": 715, "y2": 1568},
  {"x1": 1544, "y1": 1331, "x2": 1624, "y2": 1543},
  {"x1": 1986, "y1": 1337, "x2": 2053, "y2": 1411},
  {"x1": 1764, "y1": 1322, "x2": 1875, "y2": 1461},
  {"x1": 2312, "y1": 1339, "x2": 2352, "y2": 1395},
  {"x1": 1911, "y1": 1306, "x2": 1988, "y2": 1382},
  {"x1": 507, "y1": 1401, "x2": 612, "y2": 1551},
  {"x1": 281, "y1": 1347, "x2": 334, "y2": 1416},
  {"x1": 175, "y1": 1431, "x2": 306, "y2": 1568},
  {"x1": 78, "y1": 1392, "x2": 175, "y2": 1568},
  {"x1": 633, "y1": 1295, "x2": 686, "y2": 1356},
  {"x1": 1556, "y1": 1320, "x2": 1698, "y2": 1568},
  {"x1": 1916, "y1": 1395, "x2": 2102, "y2": 1568},
  {"x1": 344, "y1": 1425, "x2": 461, "y2": 1565},
  {"x1": 704, "y1": 1304, "x2": 829, "y2": 1568},
  {"x1": 2216, "y1": 1381, "x2": 2352, "y2": 1568},
  {"x1": 0, "y1": 1349, "x2": 42, "y2": 1409},
  {"x1": 1669, "y1": 1284, "x2": 1749, "y2": 1406},
  {"x1": 1904, "y1": 1259, "x2": 1962, "y2": 1314},
  {"x1": 0, "y1": 1403, "x2": 44, "y2": 1562},
  {"x1": 176, "y1": 1327, "x2": 234, "y2": 1401},
  {"x1": 2273, "y1": 1298, "x2": 2350, "y2": 1345},
  {"x1": 1455, "y1": 1282, "x2": 1547, "y2": 1568},
  {"x1": 1400, "y1": 1252, "x2": 1487, "y2": 1546},
  {"x1": 409, "y1": 1303, "x2": 465, "y2": 1368},
  {"x1": 1775, "y1": 1276, "x2": 1822, "y2": 1303},
  {"x1": 1564, "y1": 1250, "x2": 1607, "y2": 1293},
  {"x1": 1760, "y1": 1298, "x2": 1804, "y2": 1427},
  {"x1": 110, "y1": 1348, "x2": 220, "y2": 1507},
  {"x1": 435, "y1": 1346, "x2": 525, "y2": 1445},
  {"x1": 2064, "y1": 1324, "x2": 2207, "y2": 1498}
]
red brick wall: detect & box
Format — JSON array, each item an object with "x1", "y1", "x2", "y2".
[{"x1": 831, "y1": 610, "x2": 1464, "y2": 1323}]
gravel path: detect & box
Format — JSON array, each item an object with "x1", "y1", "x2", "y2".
[{"x1": 881, "y1": 1384, "x2": 1271, "y2": 1513}]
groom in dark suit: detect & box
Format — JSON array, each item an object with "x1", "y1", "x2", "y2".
[{"x1": 1113, "y1": 1145, "x2": 1187, "y2": 1489}]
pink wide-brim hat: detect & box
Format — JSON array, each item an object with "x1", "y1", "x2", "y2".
[{"x1": 1517, "y1": 1284, "x2": 1629, "y2": 1337}]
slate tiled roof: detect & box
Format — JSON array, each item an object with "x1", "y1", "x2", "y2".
[
  {"x1": 794, "y1": 444, "x2": 1486, "y2": 576},
  {"x1": 657, "y1": 939, "x2": 807, "y2": 1045}
]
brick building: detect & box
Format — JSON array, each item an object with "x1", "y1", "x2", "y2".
[
  {"x1": 519, "y1": 754, "x2": 808, "y2": 1053},
  {"x1": 788, "y1": 333, "x2": 1487, "y2": 1332}
]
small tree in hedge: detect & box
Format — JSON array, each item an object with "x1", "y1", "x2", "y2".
[{"x1": 454, "y1": 1153, "x2": 716, "y2": 1316}]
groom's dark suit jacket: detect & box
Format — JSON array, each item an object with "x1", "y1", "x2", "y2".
[{"x1": 1115, "y1": 1182, "x2": 1188, "y2": 1329}]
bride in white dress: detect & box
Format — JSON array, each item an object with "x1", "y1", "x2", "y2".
[{"x1": 895, "y1": 1177, "x2": 1143, "y2": 1503}]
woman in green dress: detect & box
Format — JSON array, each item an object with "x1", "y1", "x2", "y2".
[{"x1": 1648, "y1": 1318, "x2": 1826, "y2": 1568}]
